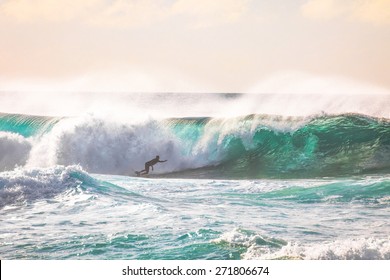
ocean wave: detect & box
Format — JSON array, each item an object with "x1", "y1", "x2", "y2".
[
  {"x1": 0, "y1": 113, "x2": 61, "y2": 137},
  {"x1": 260, "y1": 177, "x2": 390, "y2": 204},
  {"x1": 166, "y1": 113, "x2": 390, "y2": 178},
  {"x1": 26, "y1": 116, "x2": 189, "y2": 175},
  {"x1": 0, "y1": 165, "x2": 91, "y2": 208},
  {"x1": 1, "y1": 112, "x2": 390, "y2": 178},
  {"x1": 214, "y1": 228, "x2": 390, "y2": 260},
  {"x1": 243, "y1": 237, "x2": 390, "y2": 260},
  {"x1": 212, "y1": 228, "x2": 287, "y2": 250}
]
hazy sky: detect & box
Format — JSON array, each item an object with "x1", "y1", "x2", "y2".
[{"x1": 0, "y1": 0, "x2": 390, "y2": 93}]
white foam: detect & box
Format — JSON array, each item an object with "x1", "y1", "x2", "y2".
[
  {"x1": 212, "y1": 228, "x2": 285, "y2": 254},
  {"x1": 24, "y1": 113, "x2": 310, "y2": 175},
  {"x1": 26, "y1": 115, "x2": 200, "y2": 175},
  {"x1": 213, "y1": 228, "x2": 262, "y2": 247},
  {"x1": 0, "y1": 132, "x2": 32, "y2": 171},
  {"x1": 0, "y1": 165, "x2": 86, "y2": 208},
  {"x1": 243, "y1": 238, "x2": 390, "y2": 260},
  {"x1": 213, "y1": 228, "x2": 390, "y2": 260}
]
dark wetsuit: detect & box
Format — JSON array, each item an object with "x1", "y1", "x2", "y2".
[{"x1": 138, "y1": 156, "x2": 167, "y2": 175}]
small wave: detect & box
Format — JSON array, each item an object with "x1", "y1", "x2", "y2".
[
  {"x1": 243, "y1": 238, "x2": 390, "y2": 260},
  {"x1": 212, "y1": 228, "x2": 287, "y2": 251},
  {"x1": 214, "y1": 228, "x2": 390, "y2": 260},
  {"x1": 260, "y1": 178, "x2": 390, "y2": 204},
  {"x1": 0, "y1": 165, "x2": 91, "y2": 208}
]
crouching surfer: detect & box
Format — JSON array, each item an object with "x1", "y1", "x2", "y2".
[{"x1": 136, "y1": 155, "x2": 167, "y2": 176}]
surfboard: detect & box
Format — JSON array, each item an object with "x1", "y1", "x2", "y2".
[{"x1": 134, "y1": 172, "x2": 151, "y2": 178}]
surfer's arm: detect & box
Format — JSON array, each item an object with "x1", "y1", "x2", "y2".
[{"x1": 159, "y1": 160, "x2": 167, "y2": 162}]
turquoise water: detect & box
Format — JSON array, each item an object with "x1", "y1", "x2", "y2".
[
  {"x1": 1, "y1": 110, "x2": 390, "y2": 259},
  {"x1": 0, "y1": 113, "x2": 61, "y2": 137},
  {"x1": 166, "y1": 114, "x2": 390, "y2": 178}
]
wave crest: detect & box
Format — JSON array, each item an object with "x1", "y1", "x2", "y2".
[
  {"x1": 0, "y1": 165, "x2": 89, "y2": 208},
  {"x1": 1, "y1": 112, "x2": 390, "y2": 178},
  {"x1": 243, "y1": 238, "x2": 390, "y2": 260}
]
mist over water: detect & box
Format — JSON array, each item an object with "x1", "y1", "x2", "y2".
[
  {"x1": 1, "y1": 75, "x2": 390, "y2": 260},
  {"x1": 0, "y1": 91, "x2": 389, "y2": 120},
  {"x1": 0, "y1": 71, "x2": 389, "y2": 118}
]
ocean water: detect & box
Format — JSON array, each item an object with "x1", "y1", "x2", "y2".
[{"x1": 0, "y1": 93, "x2": 390, "y2": 260}]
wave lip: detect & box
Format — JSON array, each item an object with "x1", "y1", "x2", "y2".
[{"x1": 0, "y1": 113, "x2": 61, "y2": 137}]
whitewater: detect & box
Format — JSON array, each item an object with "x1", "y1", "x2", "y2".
[{"x1": 1, "y1": 92, "x2": 390, "y2": 259}]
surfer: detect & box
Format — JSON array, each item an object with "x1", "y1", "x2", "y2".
[{"x1": 136, "y1": 156, "x2": 167, "y2": 176}]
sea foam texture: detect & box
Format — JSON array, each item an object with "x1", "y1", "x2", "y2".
[{"x1": 0, "y1": 165, "x2": 87, "y2": 208}]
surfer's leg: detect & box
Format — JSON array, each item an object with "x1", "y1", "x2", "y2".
[{"x1": 139, "y1": 164, "x2": 150, "y2": 175}]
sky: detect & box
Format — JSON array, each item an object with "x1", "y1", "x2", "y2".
[{"x1": 0, "y1": 0, "x2": 390, "y2": 94}]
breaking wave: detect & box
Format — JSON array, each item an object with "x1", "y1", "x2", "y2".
[{"x1": 0, "y1": 112, "x2": 389, "y2": 178}]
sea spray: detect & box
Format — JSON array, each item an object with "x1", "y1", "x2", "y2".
[
  {"x1": 1, "y1": 112, "x2": 390, "y2": 178},
  {"x1": 0, "y1": 132, "x2": 32, "y2": 171},
  {"x1": 26, "y1": 115, "x2": 189, "y2": 174}
]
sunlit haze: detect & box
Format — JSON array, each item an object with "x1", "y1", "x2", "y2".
[{"x1": 0, "y1": 0, "x2": 390, "y2": 115}]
